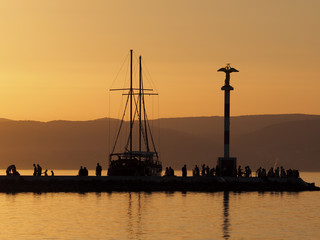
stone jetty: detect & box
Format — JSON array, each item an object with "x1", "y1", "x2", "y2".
[{"x1": 0, "y1": 176, "x2": 318, "y2": 193}]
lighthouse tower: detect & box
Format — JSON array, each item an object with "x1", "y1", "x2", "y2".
[{"x1": 217, "y1": 64, "x2": 239, "y2": 176}]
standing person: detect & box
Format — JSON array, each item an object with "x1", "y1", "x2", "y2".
[
  {"x1": 201, "y1": 164, "x2": 206, "y2": 176},
  {"x1": 165, "y1": 167, "x2": 170, "y2": 176},
  {"x1": 51, "y1": 170, "x2": 54, "y2": 176},
  {"x1": 182, "y1": 164, "x2": 187, "y2": 177},
  {"x1": 194, "y1": 165, "x2": 200, "y2": 176},
  {"x1": 83, "y1": 167, "x2": 89, "y2": 176},
  {"x1": 78, "y1": 166, "x2": 83, "y2": 176},
  {"x1": 168, "y1": 166, "x2": 174, "y2": 176},
  {"x1": 33, "y1": 164, "x2": 37, "y2": 176},
  {"x1": 237, "y1": 165, "x2": 243, "y2": 177},
  {"x1": 205, "y1": 166, "x2": 210, "y2": 176},
  {"x1": 37, "y1": 164, "x2": 42, "y2": 176},
  {"x1": 96, "y1": 163, "x2": 102, "y2": 176}
]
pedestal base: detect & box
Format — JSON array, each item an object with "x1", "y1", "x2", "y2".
[{"x1": 217, "y1": 157, "x2": 237, "y2": 177}]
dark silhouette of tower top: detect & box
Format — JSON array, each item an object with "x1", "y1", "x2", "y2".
[{"x1": 218, "y1": 64, "x2": 239, "y2": 86}]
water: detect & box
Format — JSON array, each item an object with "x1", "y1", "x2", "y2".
[{"x1": 0, "y1": 172, "x2": 319, "y2": 240}]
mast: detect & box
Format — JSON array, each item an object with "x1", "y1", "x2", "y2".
[
  {"x1": 139, "y1": 56, "x2": 142, "y2": 157},
  {"x1": 109, "y1": 49, "x2": 158, "y2": 159},
  {"x1": 130, "y1": 49, "x2": 133, "y2": 160}
]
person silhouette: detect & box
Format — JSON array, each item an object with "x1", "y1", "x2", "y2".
[
  {"x1": 6, "y1": 164, "x2": 15, "y2": 176},
  {"x1": 96, "y1": 163, "x2": 102, "y2": 176},
  {"x1": 83, "y1": 167, "x2": 89, "y2": 176},
  {"x1": 37, "y1": 164, "x2": 42, "y2": 176},
  {"x1": 78, "y1": 166, "x2": 84, "y2": 176},
  {"x1": 33, "y1": 164, "x2": 37, "y2": 176},
  {"x1": 182, "y1": 164, "x2": 187, "y2": 177}
]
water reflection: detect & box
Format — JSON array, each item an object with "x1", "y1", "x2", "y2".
[
  {"x1": 0, "y1": 190, "x2": 319, "y2": 239},
  {"x1": 222, "y1": 191, "x2": 230, "y2": 240},
  {"x1": 127, "y1": 192, "x2": 143, "y2": 239},
  {"x1": 127, "y1": 193, "x2": 133, "y2": 239}
]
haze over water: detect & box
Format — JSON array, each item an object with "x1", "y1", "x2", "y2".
[{"x1": 0, "y1": 172, "x2": 319, "y2": 240}]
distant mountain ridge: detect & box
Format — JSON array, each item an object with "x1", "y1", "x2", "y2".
[{"x1": 0, "y1": 114, "x2": 319, "y2": 171}]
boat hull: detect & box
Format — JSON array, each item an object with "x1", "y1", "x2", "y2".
[{"x1": 107, "y1": 158, "x2": 162, "y2": 176}]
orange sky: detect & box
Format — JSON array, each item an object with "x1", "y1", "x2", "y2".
[{"x1": 0, "y1": 0, "x2": 319, "y2": 121}]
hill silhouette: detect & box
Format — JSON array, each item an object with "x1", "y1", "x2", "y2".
[{"x1": 0, "y1": 114, "x2": 319, "y2": 171}]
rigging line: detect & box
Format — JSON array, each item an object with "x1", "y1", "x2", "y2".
[
  {"x1": 157, "y1": 95, "x2": 161, "y2": 159},
  {"x1": 111, "y1": 94, "x2": 130, "y2": 154},
  {"x1": 115, "y1": 91, "x2": 125, "y2": 131},
  {"x1": 121, "y1": 55, "x2": 130, "y2": 96},
  {"x1": 129, "y1": 51, "x2": 138, "y2": 88},
  {"x1": 114, "y1": 53, "x2": 130, "y2": 113},
  {"x1": 108, "y1": 91, "x2": 111, "y2": 158},
  {"x1": 140, "y1": 75, "x2": 149, "y2": 151},
  {"x1": 124, "y1": 94, "x2": 140, "y2": 150},
  {"x1": 140, "y1": 99, "x2": 148, "y2": 151},
  {"x1": 141, "y1": 122, "x2": 148, "y2": 151},
  {"x1": 142, "y1": 69, "x2": 158, "y2": 94},
  {"x1": 133, "y1": 51, "x2": 140, "y2": 65},
  {"x1": 140, "y1": 74, "x2": 149, "y2": 152},
  {"x1": 109, "y1": 52, "x2": 130, "y2": 89},
  {"x1": 141, "y1": 58, "x2": 159, "y2": 93},
  {"x1": 139, "y1": 70, "x2": 148, "y2": 152},
  {"x1": 112, "y1": 57, "x2": 130, "y2": 125},
  {"x1": 140, "y1": 92, "x2": 148, "y2": 151},
  {"x1": 152, "y1": 95, "x2": 154, "y2": 123},
  {"x1": 133, "y1": 58, "x2": 139, "y2": 90},
  {"x1": 142, "y1": 89, "x2": 150, "y2": 152},
  {"x1": 145, "y1": 107, "x2": 158, "y2": 158}
]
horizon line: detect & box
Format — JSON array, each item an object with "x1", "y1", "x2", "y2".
[{"x1": 1, "y1": 113, "x2": 319, "y2": 123}]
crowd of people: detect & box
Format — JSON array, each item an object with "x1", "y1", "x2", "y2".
[
  {"x1": 5, "y1": 162, "x2": 299, "y2": 179},
  {"x1": 193, "y1": 164, "x2": 218, "y2": 177},
  {"x1": 256, "y1": 166, "x2": 299, "y2": 178},
  {"x1": 165, "y1": 164, "x2": 218, "y2": 177},
  {"x1": 237, "y1": 165, "x2": 252, "y2": 177},
  {"x1": 163, "y1": 164, "x2": 300, "y2": 179},
  {"x1": 5, "y1": 162, "x2": 103, "y2": 177},
  {"x1": 78, "y1": 166, "x2": 89, "y2": 176},
  {"x1": 33, "y1": 164, "x2": 54, "y2": 176},
  {"x1": 78, "y1": 163, "x2": 102, "y2": 176},
  {"x1": 164, "y1": 166, "x2": 175, "y2": 176}
]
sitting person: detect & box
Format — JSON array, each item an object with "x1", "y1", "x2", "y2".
[{"x1": 6, "y1": 165, "x2": 20, "y2": 176}]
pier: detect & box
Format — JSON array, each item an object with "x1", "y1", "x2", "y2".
[{"x1": 0, "y1": 176, "x2": 318, "y2": 193}]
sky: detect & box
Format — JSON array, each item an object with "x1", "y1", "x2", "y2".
[{"x1": 0, "y1": 0, "x2": 319, "y2": 121}]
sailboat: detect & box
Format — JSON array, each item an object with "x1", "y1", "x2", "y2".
[{"x1": 107, "y1": 50, "x2": 162, "y2": 176}]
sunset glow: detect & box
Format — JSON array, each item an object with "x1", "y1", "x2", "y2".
[{"x1": 0, "y1": 0, "x2": 319, "y2": 121}]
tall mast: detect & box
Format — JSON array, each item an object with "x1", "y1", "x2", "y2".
[
  {"x1": 130, "y1": 49, "x2": 133, "y2": 159},
  {"x1": 139, "y1": 56, "x2": 142, "y2": 156}
]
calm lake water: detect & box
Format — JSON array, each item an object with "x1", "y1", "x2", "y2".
[{"x1": 0, "y1": 172, "x2": 319, "y2": 240}]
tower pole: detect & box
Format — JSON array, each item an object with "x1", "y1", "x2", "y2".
[
  {"x1": 139, "y1": 56, "x2": 142, "y2": 157},
  {"x1": 224, "y1": 89, "x2": 230, "y2": 159},
  {"x1": 130, "y1": 49, "x2": 133, "y2": 160},
  {"x1": 218, "y1": 64, "x2": 239, "y2": 176}
]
